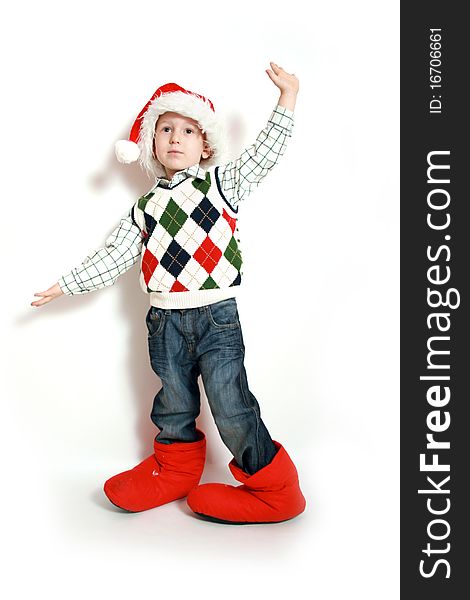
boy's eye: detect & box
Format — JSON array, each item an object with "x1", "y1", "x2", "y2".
[
  {"x1": 185, "y1": 128, "x2": 193, "y2": 134},
  {"x1": 163, "y1": 126, "x2": 171, "y2": 132}
]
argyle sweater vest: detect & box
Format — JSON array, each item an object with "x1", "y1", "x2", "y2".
[{"x1": 131, "y1": 167, "x2": 242, "y2": 300}]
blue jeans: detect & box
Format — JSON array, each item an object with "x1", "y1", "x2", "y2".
[{"x1": 146, "y1": 298, "x2": 277, "y2": 475}]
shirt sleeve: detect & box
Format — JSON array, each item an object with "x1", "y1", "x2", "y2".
[
  {"x1": 58, "y1": 210, "x2": 143, "y2": 295},
  {"x1": 217, "y1": 104, "x2": 294, "y2": 209}
]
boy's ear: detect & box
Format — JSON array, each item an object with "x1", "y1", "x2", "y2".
[{"x1": 201, "y1": 140, "x2": 212, "y2": 160}]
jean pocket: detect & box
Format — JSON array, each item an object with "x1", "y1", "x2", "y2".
[
  {"x1": 207, "y1": 298, "x2": 240, "y2": 329},
  {"x1": 146, "y1": 307, "x2": 165, "y2": 337}
]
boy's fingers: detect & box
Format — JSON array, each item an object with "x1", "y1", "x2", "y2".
[
  {"x1": 265, "y1": 69, "x2": 277, "y2": 82},
  {"x1": 35, "y1": 296, "x2": 50, "y2": 306},
  {"x1": 272, "y1": 62, "x2": 297, "y2": 78},
  {"x1": 31, "y1": 294, "x2": 51, "y2": 306}
]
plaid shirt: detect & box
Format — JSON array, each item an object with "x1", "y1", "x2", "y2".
[{"x1": 59, "y1": 104, "x2": 294, "y2": 295}]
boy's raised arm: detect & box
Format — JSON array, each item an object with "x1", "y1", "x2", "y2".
[{"x1": 217, "y1": 62, "x2": 299, "y2": 208}]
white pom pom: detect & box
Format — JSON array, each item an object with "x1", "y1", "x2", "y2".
[{"x1": 115, "y1": 140, "x2": 141, "y2": 164}]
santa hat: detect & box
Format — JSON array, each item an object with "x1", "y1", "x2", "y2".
[{"x1": 115, "y1": 82, "x2": 227, "y2": 179}]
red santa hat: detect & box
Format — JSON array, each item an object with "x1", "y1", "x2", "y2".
[{"x1": 115, "y1": 82, "x2": 227, "y2": 179}]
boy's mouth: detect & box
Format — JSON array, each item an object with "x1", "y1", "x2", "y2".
[{"x1": 168, "y1": 150, "x2": 183, "y2": 154}]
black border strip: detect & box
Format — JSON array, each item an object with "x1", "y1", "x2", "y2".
[{"x1": 401, "y1": 3, "x2": 468, "y2": 597}]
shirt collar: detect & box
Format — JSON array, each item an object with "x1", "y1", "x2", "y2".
[{"x1": 155, "y1": 164, "x2": 207, "y2": 189}]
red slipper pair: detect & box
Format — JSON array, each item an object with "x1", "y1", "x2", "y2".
[{"x1": 104, "y1": 433, "x2": 306, "y2": 524}]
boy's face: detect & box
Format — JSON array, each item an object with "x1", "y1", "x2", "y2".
[{"x1": 153, "y1": 112, "x2": 211, "y2": 179}]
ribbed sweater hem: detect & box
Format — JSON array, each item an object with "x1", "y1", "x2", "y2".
[{"x1": 149, "y1": 287, "x2": 238, "y2": 309}]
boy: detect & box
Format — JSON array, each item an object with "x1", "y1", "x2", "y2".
[{"x1": 32, "y1": 62, "x2": 306, "y2": 524}]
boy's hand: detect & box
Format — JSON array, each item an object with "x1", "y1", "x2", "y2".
[
  {"x1": 266, "y1": 62, "x2": 299, "y2": 111},
  {"x1": 31, "y1": 283, "x2": 64, "y2": 308}
]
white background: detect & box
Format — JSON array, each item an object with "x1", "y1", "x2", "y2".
[{"x1": 1, "y1": 1, "x2": 399, "y2": 598}]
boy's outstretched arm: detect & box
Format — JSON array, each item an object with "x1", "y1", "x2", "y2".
[
  {"x1": 31, "y1": 210, "x2": 143, "y2": 308},
  {"x1": 265, "y1": 61, "x2": 299, "y2": 111}
]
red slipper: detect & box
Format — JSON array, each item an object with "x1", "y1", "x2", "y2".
[
  {"x1": 187, "y1": 441, "x2": 306, "y2": 524},
  {"x1": 104, "y1": 431, "x2": 206, "y2": 512}
]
